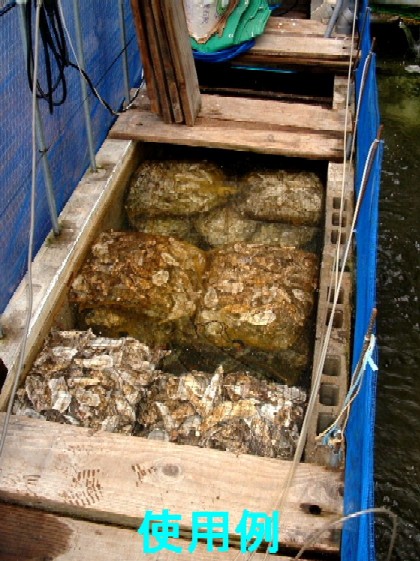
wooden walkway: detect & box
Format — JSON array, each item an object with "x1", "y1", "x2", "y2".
[
  {"x1": 0, "y1": 504, "x2": 314, "y2": 561},
  {"x1": 0, "y1": 415, "x2": 342, "y2": 556},
  {"x1": 110, "y1": 92, "x2": 348, "y2": 160}
]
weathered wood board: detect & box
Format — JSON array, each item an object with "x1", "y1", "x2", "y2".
[
  {"x1": 0, "y1": 415, "x2": 342, "y2": 552},
  {"x1": 264, "y1": 18, "x2": 327, "y2": 36},
  {"x1": 134, "y1": 93, "x2": 350, "y2": 135},
  {"x1": 236, "y1": 33, "x2": 356, "y2": 70},
  {"x1": 161, "y1": 0, "x2": 201, "y2": 125},
  {"x1": 129, "y1": 1, "x2": 160, "y2": 114},
  {"x1": 110, "y1": 93, "x2": 345, "y2": 160},
  {"x1": 129, "y1": 0, "x2": 200, "y2": 125},
  {"x1": 0, "y1": 504, "x2": 310, "y2": 561}
]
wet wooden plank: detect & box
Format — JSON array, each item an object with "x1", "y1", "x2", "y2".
[
  {"x1": 0, "y1": 504, "x2": 307, "y2": 561},
  {"x1": 0, "y1": 415, "x2": 342, "y2": 552}
]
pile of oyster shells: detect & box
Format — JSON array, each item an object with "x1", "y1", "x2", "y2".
[{"x1": 14, "y1": 330, "x2": 306, "y2": 459}]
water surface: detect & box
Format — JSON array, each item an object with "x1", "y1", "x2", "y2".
[{"x1": 375, "y1": 58, "x2": 420, "y2": 560}]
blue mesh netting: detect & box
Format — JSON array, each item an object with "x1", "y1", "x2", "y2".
[
  {"x1": 0, "y1": 0, "x2": 142, "y2": 313},
  {"x1": 342, "y1": 7, "x2": 383, "y2": 561}
]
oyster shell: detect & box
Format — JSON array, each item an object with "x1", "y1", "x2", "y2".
[
  {"x1": 126, "y1": 160, "x2": 238, "y2": 219},
  {"x1": 137, "y1": 368, "x2": 306, "y2": 459},
  {"x1": 195, "y1": 207, "x2": 257, "y2": 247},
  {"x1": 13, "y1": 330, "x2": 166, "y2": 434},
  {"x1": 238, "y1": 169, "x2": 324, "y2": 225},
  {"x1": 128, "y1": 216, "x2": 202, "y2": 246},
  {"x1": 196, "y1": 243, "x2": 319, "y2": 352},
  {"x1": 70, "y1": 232, "x2": 206, "y2": 322}
]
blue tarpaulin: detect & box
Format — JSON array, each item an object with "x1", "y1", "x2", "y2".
[
  {"x1": 342, "y1": 7, "x2": 383, "y2": 561},
  {"x1": 0, "y1": 0, "x2": 141, "y2": 313}
]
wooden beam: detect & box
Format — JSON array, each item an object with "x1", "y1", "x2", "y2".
[
  {"x1": 129, "y1": 1, "x2": 160, "y2": 114},
  {"x1": 0, "y1": 503, "x2": 309, "y2": 561},
  {"x1": 133, "y1": 93, "x2": 348, "y2": 134},
  {"x1": 129, "y1": 0, "x2": 201, "y2": 125},
  {"x1": 151, "y1": 0, "x2": 184, "y2": 123},
  {"x1": 142, "y1": 0, "x2": 174, "y2": 123},
  {"x1": 199, "y1": 86, "x2": 332, "y2": 108},
  {"x1": 0, "y1": 415, "x2": 342, "y2": 553},
  {"x1": 197, "y1": 95, "x2": 349, "y2": 134}
]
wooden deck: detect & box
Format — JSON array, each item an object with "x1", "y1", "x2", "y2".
[
  {"x1": 0, "y1": 415, "x2": 342, "y2": 556},
  {"x1": 110, "y1": 92, "x2": 348, "y2": 160},
  {"x1": 110, "y1": 18, "x2": 355, "y2": 159},
  {"x1": 0, "y1": 504, "x2": 314, "y2": 561}
]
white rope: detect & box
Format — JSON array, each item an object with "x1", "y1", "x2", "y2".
[
  {"x1": 0, "y1": 0, "x2": 42, "y2": 461},
  {"x1": 312, "y1": 0, "x2": 361, "y2": 398},
  {"x1": 270, "y1": 4, "x2": 361, "y2": 523},
  {"x1": 316, "y1": 333, "x2": 378, "y2": 444},
  {"x1": 293, "y1": 507, "x2": 397, "y2": 561}
]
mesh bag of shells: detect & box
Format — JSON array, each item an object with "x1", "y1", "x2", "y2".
[
  {"x1": 125, "y1": 160, "x2": 324, "y2": 251},
  {"x1": 15, "y1": 158, "x2": 325, "y2": 461},
  {"x1": 14, "y1": 331, "x2": 306, "y2": 459}
]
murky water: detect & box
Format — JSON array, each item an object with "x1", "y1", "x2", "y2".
[{"x1": 375, "y1": 58, "x2": 420, "y2": 560}]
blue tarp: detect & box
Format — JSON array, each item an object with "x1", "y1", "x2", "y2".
[
  {"x1": 0, "y1": 0, "x2": 141, "y2": 313},
  {"x1": 342, "y1": 7, "x2": 383, "y2": 561}
]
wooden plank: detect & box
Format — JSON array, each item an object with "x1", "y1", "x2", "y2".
[
  {"x1": 0, "y1": 504, "x2": 307, "y2": 561},
  {"x1": 110, "y1": 94, "x2": 344, "y2": 160},
  {"x1": 142, "y1": 0, "x2": 173, "y2": 123},
  {"x1": 133, "y1": 93, "x2": 349, "y2": 135},
  {"x1": 151, "y1": 0, "x2": 184, "y2": 123},
  {"x1": 0, "y1": 415, "x2": 342, "y2": 552},
  {"x1": 133, "y1": 93, "x2": 347, "y2": 133},
  {"x1": 199, "y1": 95, "x2": 349, "y2": 134},
  {"x1": 129, "y1": 0, "x2": 160, "y2": 114},
  {"x1": 237, "y1": 34, "x2": 355, "y2": 69},
  {"x1": 199, "y1": 86, "x2": 332, "y2": 107},
  {"x1": 110, "y1": 109, "x2": 342, "y2": 159},
  {"x1": 248, "y1": 35, "x2": 353, "y2": 59},
  {"x1": 161, "y1": 0, "x2": 201, "y2": 126},
  {"x1": 264, "y1": 18, "x2": 327, "y2": 36}
]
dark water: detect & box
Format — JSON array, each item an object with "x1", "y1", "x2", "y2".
[{"x1": 375, "y1": 58, "x2": 420, "y2": 560}]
